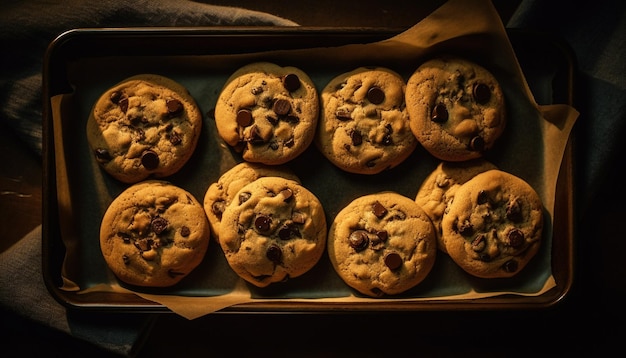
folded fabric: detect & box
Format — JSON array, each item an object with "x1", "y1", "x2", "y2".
[{"x1": 0, "y1": 225, "x2": 156, "y2": 356}]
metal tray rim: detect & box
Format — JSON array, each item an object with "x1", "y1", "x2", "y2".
[{"x1": 42, "y1": 27, "x2": 576, "y2": 313}]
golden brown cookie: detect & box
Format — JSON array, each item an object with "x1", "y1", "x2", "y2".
[
  {"x1": 203, "y1": 162, "x2": 300, "y2": 242},
  {"x1": 214, "y1": 62, "x2": 319, "y2": 165},
  {"x1": 316, "y1": 67, "x2": 417, "y2": 174},
  {"x1": 218, "y1": 177, "x2": 327, "y2": 287},
  {"x1": 441, "y1": 170, "x2": 543, "y2": 278},
  {"x1": 99, "y1": 180, "x2": 210, "y2": 287},
  {"x1": 415, "y1": 159, "x2": 498, "y2": 253},
  {"x1": 406, "y1": 57, "x2": 506, "y2": 161},
  {"x1": 86, "y1": 74, "x2": 203, "y2": 183},
  {"x1": 327, "y1": 192, "x2": 437, "y2": 297}
]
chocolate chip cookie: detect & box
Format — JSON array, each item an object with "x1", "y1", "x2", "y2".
[
  {"x1": 203, "y1": 162, "x2": 300, "y2": 242},
  {"x1": 316, "y1": 67, "x2": 417, "y2": 174},
  {"x1": 214, "y1": 62, "x2": 319, "y2": 165},
  {"x1": 327, "y1": 192, "x2": 437, "y2": 297},
  {"x1": 406, "y1": 57, "x2": 506, "y2": 162},
  {"x1": 415, "y1": 159, "x2": 498, "y2": 253},
  {"x1": 218, "y1": 177, "x2": 327, "y2": 287},
  {"x1": 100, "y1": 180, "x2": 211, "y2": 287},
  {"x1": 441, "y1": 169, "x2": 543, "y2": 278},
  {"x1": 86, "y1": 74, "x2": 203, "y2": 183}
]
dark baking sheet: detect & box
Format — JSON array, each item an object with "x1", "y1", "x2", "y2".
[{"x1": 42, "y1": 27, "x2": 575, "y2": 312}]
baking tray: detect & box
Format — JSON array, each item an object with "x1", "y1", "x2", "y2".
[{"x1": 42, "y1": 27, "x2": 575, "y2": 313}]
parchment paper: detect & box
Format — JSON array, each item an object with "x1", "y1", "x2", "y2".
[{"x1": 51, "y1": 0, "x2": 579, "y2": 319}]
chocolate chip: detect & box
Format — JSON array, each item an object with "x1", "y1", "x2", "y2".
[
  {"x1": 376, "y1": 230, "x2": 388, "y2": 242},
  {"x1": 118, "y1": 97, "x2": 129, "y2": 113},
  {"x1": 269, "y1": 140, "x2": 279, "y2": 150},
  {"x1": 372, "y1": 201, "x2": 388, "y2": 218},
  {"x1": 278, "y1": 223, "x2": 300, "y2": 240},
  {"x1": 367, "y1": 86, "x2": 385, "y2": 104},
  {"x1": 284, "y1": 137, "x2": 295, "y2": 148},
  {"x1": 236, "y1": 109, "x2": 253, "y2": 127},
  {"x1": 247, "y1": 125, "x2": 265, "y2": 144},
  {"x1": 134, "y1": 238, "x2": 150, "y2": 252},
  {"x1": 238, "y1": 192, "x2": 251, "y2": 204},
  {"x1": 180, "y1": 226, "x2": 190, "y2": 237},
  {"x1": 110, "y1": 91, "x2": 122, "y2": 104},
  {"x1": 283, "y1": 73, "x2": 301, "y2": 92},
  {"x1": 335, "y1": 108, "x2": 352, "y2": 121},
  {"x1": 119, "y1": 233, "x2": 131, "y2": 244},
  {"x1": 122, "y1": 255, "x2": 130, "y2": 265},
  {"x1": 166, "y1": 99, "x2": 183, "y2": 115},
  {"x1": 365, "y1": 159, "x2": 378, "y2": 168},
  {"x1": 471, "y1": 234, "x2": 486, "y2": 251},
  {"x1": 502, "y1": 259, "x2": 518, "y2": 273},
  {"x1": 477, "y1": 190, "x2": 489, "y2": 205},
  {"x1": 348, "y1": 230, "x2": 369, "y2": 251},
  {"x1": 128, "y1": 113, "x2": 142, "y2": 124},
  {"x1": 254, "y1": 214, "x2": 272, "y2": 233},
  {"x1": 169, "y1": 131, "x2": 182, "y2": 145},
  {"x1": 469, "y1": 136, "x2": 485, "y2": 152},
  {"x1": 507, "y1": 228, "x2": 524, "y2": 247},
  {"x1": 382, "y1": 124, "x2": 393, "y2": 146},
  {"x1": 94, "y1": 148, "x2": 111, "y2": 162},
  {"x1": 266, "y1": 244, "x2": 282, "y2": 263},
  {"x1": 458, "y1": 219, "x2": 473, "y2": 236},
  {"x1": 151, "y1": 216, "x2": 169, "y2": 235},
  {"x1": 141, "y1": 150, "x2": 159, "y2": 169},
  {"x1": 473, "y1": 83, "x2": 491, "y2": 104},
  {"x1": 278, "y1": 226, "x2": 291, "y2": 240},
  {"x1": 211, "y1": 200, "x2": 226, "y2": 219},
  {"x1": 506, "y1": 199, "x2": 522, "y2": 222},
  {"x1": 370, "y1": 231, "x2": 387, "y2": 250},
  {"x1": 280, "y1": 188, "x2": 293, "y2": 202},
  {"x1": 285, "y1": 115, "x2": 299, "y2": 123},
  {"x1": 266, "y1": 115, "x2": 279, "y2": 126},
  {"x1": 384, "y1": 252, "x2": 403, "y2": 270},
  {"x1": 350, "y1": 130, "x2": 362, "y2": 146},
  {"x1": 432, "y1": 104, "x2": 448, "y2": 123},
  {"x1": 251, "y1": 86, "x2": 264, "y2": 95},
  {"x1": 273, "y1": 98, "x2": 291, "y2": 116}
]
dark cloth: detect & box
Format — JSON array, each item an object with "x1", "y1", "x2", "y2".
[
  {"x1": 507, "y1": 0, "x2": 626, "y2": 212},
  {"x1": 1, "y1": 226, "x2": 155, "y2": 356}
]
